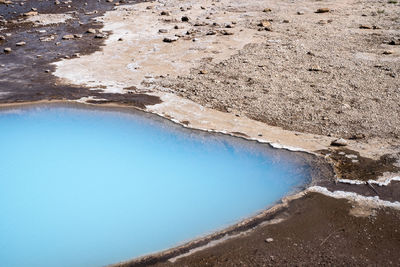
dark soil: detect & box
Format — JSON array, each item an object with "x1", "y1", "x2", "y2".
[
  {"x1": 151, "y1": 193, "x2": 400, "y2": 266},
  {"x1": 0, "y1": 0, "x2": 160, "y2": 107}
]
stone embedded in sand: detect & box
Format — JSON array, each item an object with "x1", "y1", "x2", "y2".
[
  {"x1": 330, "y1": 138, "x2": 348, "y2": 146},
  {"x1": 359, "y1": 25, "x2": 372, "y2": 29},
  {"x1": 316, "y1": 8, "x2": 330, "y2": 13},
  {"x1": 258, "y1": 20, "x2": 271, "y2": 27},
  {"x1": 297, "y1": 11, "x2": 305, "y2": 15},
  {"x1": 4, "y1": 47, "x2": 12, "y2": 53},
  {"x1": 0, "y1": 0, "x2": 13, "y2": 4},
  {"x1": 263, "y1": 8, "x2": 272, "y2": 12},
  {"x1": 16, "y1": 41, "x2": 26, "y2": 46},
  {"x1": 158, "y1": 29, "x2": 168, "y2": 33},
  {"x1": 163, "y1": 36, "x2": 179, "y2": 43},
  {"x1": 265, "y1": 238, "x2": 274, "y2": 243},
  {"x1": 308, "y1": 66, "x2": 322, "y2": 71},
  {"x1": 62, "y1": 34, "x2": 74, "y2": 40},
  {"x1": 86, "y1": 28, "x2": 96, "y2": 34},
  {"x1": 160, "y1": 11, "x2": 171, "y2": 16},
  {"x1": 383, "y1": 50, "x2": 393, "y2": 55},
  {"x1": 220, "y1": 30, "x2": 234, "y2": 35},
  {"x1": 199, "y1": 70, "x2": 208, "y2": 74},
  {"x1": 0, "y1": 35, "x2": 5, "y2": 40},
  {"x1": 95, "y1": 34, "x2": 106, "y2": 38},
  {"x1": 23, "y1": 11, "x2": 38, "y2": 16},
  {"x1": 74, "y1": 34, "x2": 83, "y2": 38},
  {"x1": 181, "y1": 16, "x2": 190, "y2": 22}
]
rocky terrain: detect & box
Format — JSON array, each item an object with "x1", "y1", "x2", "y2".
[{"x1": 158, "y1": 0, "x2": 400, "y2": 143}]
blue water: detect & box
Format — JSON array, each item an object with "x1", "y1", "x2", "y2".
[{"x1": 0, "y1": 105, "x2": 310, "y2": 267}]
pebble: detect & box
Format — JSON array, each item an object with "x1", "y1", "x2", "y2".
[
  {"x1": 359, "y1": 25, "x2": 372, "y2": 29},
  {"x1": 258, "y1": 20, "x2": 271, "y2": 27},
  {"x1": 199, "y1": 70, "x2": 208, "y2": 74},
  {"x1": 3, "y1": 47, "x2": 11, "y2": 53},
  {"x1": 330, "y1": 138, "x2": 348, "y2": 146},
  {"x1": 62, "y1": 34, "x2": 74, "y2": 40},
  {"x1": 181, "y1": 16, "x2": 189, "y2": 22},
  {"x1": 86, "y1": 28, "x2": 96, "y2": 34},
  {"x1": 220, "y1": 30, "x2": 234, "y2": 35},
  {"x1": 160, "y1": 11, "x2": 170, "y2": 16},
  {"x1": 382, "y1": 50, "x2": 393, "y2": 55},
  {"x1": 265, "y1": 238, "x2": 274, "y2": 243},
  {"x1": 263, "y1": 8, "x2": 272, "y2": 12},
  {"x1": 315, "y1": 8, "x2": 330, "y2": 13},
  {"x1": 74, "y1": 34, "x2": 83, "y2": 38},
  {"x1": 0, "y1": 35, "x2": 6, "y2": 40},
  {"x1": 158, "y1": 29, "x2": 168, "y2": 33},
  {"x1": 23, "y1": 11, "x2": 38, "y2": 16},
  {"x1": 297, "y1": 11, "x2": 304, "y2": 15},
  {"x1": 308, "y1": 66, "x2": 322, "y2": 71},
  {"x1": 16, "y1": 41, "x2": 26, "y2": 46},
  {"x1": 163, "y1": 36, "x2": 179, "y2": 43},
  {"x1": 94, "y1": 34, "x2": 105, "y2": 38}
]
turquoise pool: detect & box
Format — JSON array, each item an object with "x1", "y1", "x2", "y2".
[{"x1": 0, "y1": 105, "x2": 311, "y2": 266}]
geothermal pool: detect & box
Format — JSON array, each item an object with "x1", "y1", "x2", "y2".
[{"x1": 0, "y1": 105, "x2": 310, "y2": 267}]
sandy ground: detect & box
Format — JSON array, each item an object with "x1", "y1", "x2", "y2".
[{"x1": 1, "y1": 0, "x2": 400, "y2": 266}]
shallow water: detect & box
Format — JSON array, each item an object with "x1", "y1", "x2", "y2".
[{"x1": 0, "y1": 105, "x2": 310, "y2": 267}]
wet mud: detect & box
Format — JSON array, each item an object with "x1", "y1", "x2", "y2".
[{"x1": 0, "y1": 0, "x2": 160, "y2": 107}]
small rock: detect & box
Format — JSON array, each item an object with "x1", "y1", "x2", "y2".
[
  {"x1": 16, "y1": 41, "x2": 26, "y2": 46},
  {"x1": 308, "y1": 66, "x2": 322, "y2": 71},
  {"x1": 206, "y1": 30, "x2": 217, "y2": 35},
  {"x1": 0, "y1": 35, "x2": 5, "y2": 40},
  {"x1": 74, "y1": 34, "x2": 83, "y2": 38},
  {"x1": 220, "y1": 30, "x2": 234, "y2": 35},
  {"x1": 62, "y1": 34, "x2": 74, "y2": 40},
  {"x1": 0, "y1": 0, "x2": 13, "y2": 4},
  {"x1": 265, "y1": 238, "x2": 274, "y2": 243},
  {"x1": 163, "y1": 36, "x2": 179, "y2": 43},
  {"x1": 297, "y1": 11, "x2": 304, "y2": 15},
  {"x1": 331, "y1": 138, "x2": 348, "y2": 146},
  {"x1": 283, "y1": 19, "x2": 290, "y2": 23},
  {"x1": 23, "y1": 11, "x2": 38, "y2": 16},
  {"x1": 158, "y1": 29, "x2": 168, "y2": 33},
  {"x1": 94, "y1": 34, "x2": 105, "y2": 38},
  {"x1": 3, "y1": 47, "x2": 11, "y2": 53},
  {"x1": 315, "y1": 8, "x2": 330, "y2": 13},
  {"x1": 181, "y1": 16, "x2": 189, "y2": 22},
  {"x1": 258, "y1": 20, "x2": 271, "y2": 27},
  {"x1": 199, "y1": 70, "x2": 208, "y2": 74},
  {"x1": 359, "y1": 25, "x2": 372, "y2": 29},
  {"x1": 86, "y1": 28, "x2": 96, "y2": 34},
  {"x1": 382, "y1": 50, "x2": 393, "y2": 55},
  {"x1": 160, "y1": 11, "x2": 170, "y2": 16},
  {"x1": 118, "y1": 37, "x2": 123, "y2": 41},
  {"x1": 263, "y1": 8, "x2": 272, "y2": 12},
  {"x1": 45, "y1": 69, "x2": 50, "y2": 73}
]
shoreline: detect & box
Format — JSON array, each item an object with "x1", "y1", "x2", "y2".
[{"x1": 1, "y1": 100, "x2": 399, "y2": 266}]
